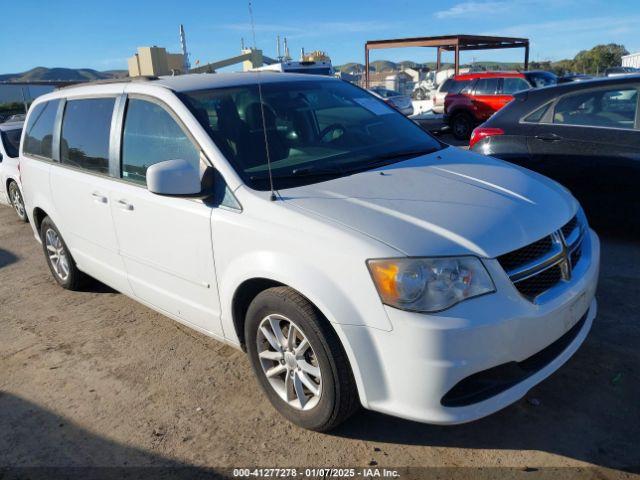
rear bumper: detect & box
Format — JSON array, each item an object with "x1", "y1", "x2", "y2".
[
  {"x1": 399, "y1": 106, "x2": 414, "y2": 116},
  {"x1": 341, "y1": 229, "x2": 600, "y2": 424}
]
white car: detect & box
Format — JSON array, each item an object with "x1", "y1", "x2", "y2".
[
  {"x1": 19, "y1": 73, "x2": 600, "y2": 431},
  {"x1": 431, "y1": 77, "x2": 471, "y2": 114},
  {"x1": 0, "y1": 121, "x2": 26, "y2": 221}
]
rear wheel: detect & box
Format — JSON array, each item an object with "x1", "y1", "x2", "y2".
[
  {"x1": 451, "y1": 112, "x2": 474, "y2": 140},
  {"x1": 40, "y1": 216, "x2": 87, "y2": 290},
  {"x1": 8, "y1": 181, "x2": 27, "y2": 222},
  {"x1": 245, "y1": 287, "x2": 359, "y2": 431}
]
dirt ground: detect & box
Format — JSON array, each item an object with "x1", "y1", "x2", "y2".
[{"x1": 1, "y1": 199, "x2": 639, "y2": 478}]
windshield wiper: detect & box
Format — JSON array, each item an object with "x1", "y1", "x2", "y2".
[
  {"x1": 249, "y1": 165, "x2": 344, "y2": 181},
  {"x1": 290, "y1": 165, "x2": 344, "y2": 176}
]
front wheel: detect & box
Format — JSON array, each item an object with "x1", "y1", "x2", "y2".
[
  {"x1": 40, "y1": 216, "x2": 87, "y2": 290},
  {"x1": 245, "y1": 287, "x2": 359, "y2": 431},
  {"x1": 8, "y1": 181, "x2": 27, "y2": 222}
]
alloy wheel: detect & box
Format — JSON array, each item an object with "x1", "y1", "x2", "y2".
[
  {"x1": 45, "y1": 228, "x2": 70, "y2": 282},
  {"x1": 256, "y1": 314, "x2": 322, "y2": 411},
  {"x1": 9, "y1": 183, "x2": 25, "y2": 219}
]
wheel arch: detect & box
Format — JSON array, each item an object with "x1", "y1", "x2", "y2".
[
  {"x1": 448, "y1": 107, "x2": 474, "y2": 120},
  {"x1": 231, "y1": 277, "x2": 285, "y2": 351},
  {"x1": 225, "y1": 268, "x2": 381, "y2": 410},
  {"x1": 32, "y1": 207, "x2": 49, "y2": 233}
]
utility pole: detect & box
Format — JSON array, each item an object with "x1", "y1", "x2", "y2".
[{"x1": 180, "y1": 24, "x2": 190, "y2": 72}]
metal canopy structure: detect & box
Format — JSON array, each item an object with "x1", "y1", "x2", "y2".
[{"x1": 364, "y1": 34, "x2": 530, "y2": 88}]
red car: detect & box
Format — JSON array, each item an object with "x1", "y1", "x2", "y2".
[{"x1": 444, "y1": 72, "x2": 531, "y2": 139}]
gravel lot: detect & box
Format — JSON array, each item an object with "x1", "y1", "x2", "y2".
[{"x1": 1, "y1": 195, "x2": 639, "y2": 478}]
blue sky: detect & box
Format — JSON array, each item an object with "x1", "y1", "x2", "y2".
[{"x1": 2, "y1": 0, "x2": 639, "y2": 73}]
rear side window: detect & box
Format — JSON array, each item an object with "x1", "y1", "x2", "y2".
[
  {"x1": 474, "y1": 78, "x2": 499, "y2": 95},
  {"x1": 121, "y1": 98, "x2": 200, "y2": 185},
  {"x1": 502, "y1": 78, "x2": 530, "y2": 94},
  {"x1": 61, "y1": 98, "x2": 115, "y2": 174},
  {"x1": 23, "y1": 100, "x2": 60, "y2": 159},
  {"x1": 553, "y1": 88, "x2": 638, "y2": 129}
]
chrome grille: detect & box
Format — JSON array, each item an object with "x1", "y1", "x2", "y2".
[{"x1": 498, "y1": 215, "x2": 584, "y2": 302}]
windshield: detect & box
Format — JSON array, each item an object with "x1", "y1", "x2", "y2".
[
  {"x1": 1, "y1": 128, "x2": 22, "y2": 158},
  {"x1": 180, "y1": 79, "x2": 442, "y2": 190},
  {"x1": 527, "y1": 72, "x2": 558, "y2": 88}
]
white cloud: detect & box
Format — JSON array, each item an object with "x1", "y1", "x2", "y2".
[
  {"x1": 434, "y1": 1, "x2": 508, "y2": 19},
  {"x1": 434, "y1": 0, "x2": 582, "y2": 19}
]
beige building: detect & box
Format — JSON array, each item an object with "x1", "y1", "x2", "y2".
[{"x1": 128, "y1": 47, "x2": 186, "y2": 77}]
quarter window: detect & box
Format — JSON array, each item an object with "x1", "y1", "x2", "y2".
[
  {"x1": 121, "y1": 99, "x2": 200, "y2": 185},
  {"x1": 553, "y1": 88, "x2": 638, "y2": 129},
  {"x1": 524, "y1": 102, "x2": 552, "y2": 123},
  {"x1": 23, "y1": 100, "x2": 60, "y2": 159},
  {"x1": 61, "y1": 98, "x2": 115, "y2": 174},
  {"x1": 1, "y1": 128, "x2": 22, "y2": 158},
  {"x1": 474, "y1": 78, "x2": 499, "y2": 95}
]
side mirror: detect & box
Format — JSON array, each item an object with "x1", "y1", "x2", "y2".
[{"x1": 147, "y1": 159, "x2": 212, "y2": 198}]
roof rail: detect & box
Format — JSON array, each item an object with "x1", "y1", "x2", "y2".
[{"x1": 56, "y1": 75, "x2": 159, "y2": 90}]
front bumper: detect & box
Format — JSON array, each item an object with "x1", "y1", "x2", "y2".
[{"x1": 341, "y1": 229, "x2": 600, "y2": 424}]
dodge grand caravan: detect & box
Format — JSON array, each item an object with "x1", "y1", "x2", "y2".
[{"x1": 20, "y1": 73, "x2": 599, "y2": 431}]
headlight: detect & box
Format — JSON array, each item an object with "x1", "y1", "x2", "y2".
[{"x1": 367, "y1": 257, "x2": 495, "y2": 313}]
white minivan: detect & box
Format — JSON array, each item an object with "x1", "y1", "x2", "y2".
[{"x1": 20, "y1": 73, "x2": 599, "y2": 431}]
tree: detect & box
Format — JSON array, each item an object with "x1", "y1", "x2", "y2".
[{"x1": 555, "y1": 44, "x2": 629, "y2": 75}]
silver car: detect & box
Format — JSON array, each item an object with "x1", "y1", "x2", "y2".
[{"x1": 369, "y1": 87, "x2": 414, "y2": 116}]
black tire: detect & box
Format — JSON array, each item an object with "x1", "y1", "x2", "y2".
[
  {"x1": 245, "y1": 286, "x2": 359, "y2": 431},
  {"x1": 451, "y1": 112, "x2": 474, "y2": 140},
  {"x1": 8, "y1": 181, "x2": 28, "y2": 222},
  {"x1": 40, "y1": 216, "x2": 87, "y2": 290}
]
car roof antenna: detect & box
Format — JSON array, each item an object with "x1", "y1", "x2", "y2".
[{"x1": 249, "y1": 0, "x2": 277, "y2": 201}]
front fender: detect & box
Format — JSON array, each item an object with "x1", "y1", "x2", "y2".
[
  {"x1": 218, "y1": 249, "x2": 391, "y2": 410},
  {"x1": 219, "y1": 250, "x2": 392, "y2": 343}
]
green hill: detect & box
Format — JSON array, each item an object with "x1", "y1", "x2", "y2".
[{"x1": 0, "y1": 67, "x2": 127, "y2": 82}]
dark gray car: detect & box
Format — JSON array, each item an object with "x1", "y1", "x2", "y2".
[{"x1": 470, "y1": 75, "x2": 640, "y2": 234}]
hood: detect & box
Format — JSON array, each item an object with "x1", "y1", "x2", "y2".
[{"x1": 280, "y1": 147, "x2": 577, "y2": 258}]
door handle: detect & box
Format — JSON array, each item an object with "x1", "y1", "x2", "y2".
[
  {"x1": 91, "y1": 192, "x2": 108, "y2": 204},
  {"x1": 117, "y1": 199, "x2": 134, "y2": 211},
  {"x1": 535, "y1": 133, "x2": 562, "y2": 142}
]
